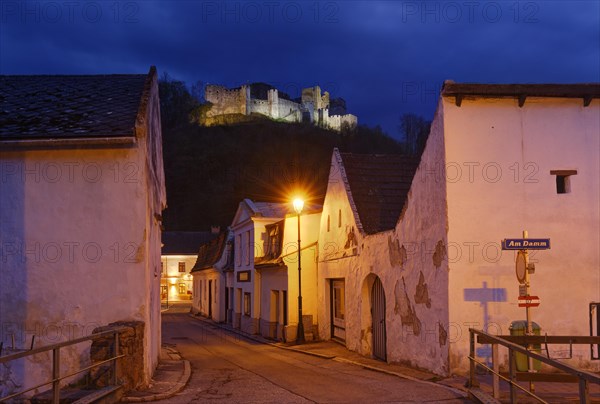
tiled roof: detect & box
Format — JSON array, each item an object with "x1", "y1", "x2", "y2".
[
  {"x1": 162, "y1": 231, "x2": 217, "y2": 255},
  {"x1": 0, "y1": 71, "x2": 151, "y2": 140},
  {"x1": 192, "y1": 232, "x2": 229, "y2": 272},
  {"x1": 339, "y1": 152, "x2": 420, "y2": 235},
  {"x1": 252, "y1": 201, "x2": 292, "y2": 218}
]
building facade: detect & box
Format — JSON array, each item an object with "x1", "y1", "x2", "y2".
[
  {"x1": 0, "y1": 67, "x2": 166, "y2": 394},
  {"x1": 161, "y1": 231, "x2": 217, "y2": 303},
  {"x1": 226, "y1": 199, "x2": 321, "y2": 341},
  {"x1": 191, "y1": 231, "x2": 233, "y2": 323},
  {"x1": 317, "y1": 82, "x2": 600, "y2": 376}
]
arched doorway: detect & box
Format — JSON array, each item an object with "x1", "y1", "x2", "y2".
[{"x1": 371, "y1": 276, "x2": 387, "y2": 361}]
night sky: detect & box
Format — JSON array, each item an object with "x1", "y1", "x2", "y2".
[{"x1": 1, "y1": 1, "x2": 599, "y2": 138}]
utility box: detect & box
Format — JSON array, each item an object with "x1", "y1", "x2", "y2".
[{"x1": 509, "y1": 320, "x2": 542, "y2": 371}]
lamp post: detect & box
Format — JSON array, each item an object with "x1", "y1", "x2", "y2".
[{"x1": 293, "y1": 198, "x2": 305, "y2": 344}]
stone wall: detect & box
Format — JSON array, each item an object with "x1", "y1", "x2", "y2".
[
  {"x1": 90, "y1": 321, "x2": 145, "y2": 391},
  {"x1": 205, "y1": 85, "x2": 247, "y2": 117}
]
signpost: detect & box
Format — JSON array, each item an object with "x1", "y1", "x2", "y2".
[{"x1": 502, "y1": 230, "x2": 550, "y2": 393}]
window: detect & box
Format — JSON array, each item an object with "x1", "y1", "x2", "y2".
[
  {"x1": 178, "y1": 262, "x2": 186, "y2": 272},
  {"x1": 237, "y1": 270, "x2": 251, "y2": 282},
  {"x1": 333, "y1": 280, "x2": 345, "y2": 320},
  {"x1": 236, "y1": 234, "x2": 242, "y2": 266},
  {"x1": 246, "y1": 230, "x2": 251, "y2": 265},
  {"x1": 244, "y1": 292, "x2": 251, "y2": 316},
  {"x1": 236, "y1": 288, "x2": 242, "y2": 312},
  {"x1": 551, "y1": 170, "x2": 577, "y2": 194},
  {"x1": 338, "y1": 209, "x2": 342, "y2": 227},
  {"x1": 327, "y1": 215, "x2": 330, "y2": 232},
  {"x1": 179, "y1": 283, "x2": 186, "y2": 294}
]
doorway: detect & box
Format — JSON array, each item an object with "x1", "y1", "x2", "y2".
[{"x1": 371, "y1": 276, "x2": 387, "y2": 361}]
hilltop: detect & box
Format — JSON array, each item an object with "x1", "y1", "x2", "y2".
[
  {"x1": 159, "y1": 77, "x2": 412, "y2": 231},
  {"x1": 162, "y1": 119, "x2": 406, "y2": 230}
]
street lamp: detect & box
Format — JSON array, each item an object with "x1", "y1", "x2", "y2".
[{"x1": 293, "y1": 198, "x2": 305, "y2": 344}]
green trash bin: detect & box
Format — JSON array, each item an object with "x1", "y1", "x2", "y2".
[{"x1": 509, "y1": 320, "x2": 542, "y2": 371}]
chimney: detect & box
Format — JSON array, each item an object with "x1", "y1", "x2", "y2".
[{"x1": 211, "y1": 225, "x2": 221, "y2": 234}]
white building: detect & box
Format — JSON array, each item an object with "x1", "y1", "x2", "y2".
[
  {"x1": 0, "y1": 67, "x2": 166, "y2": 393},
  {"x1": 191, "y1": 231, "x2": 233, "y2": 323},
  {"x1": 229, "y1": 199, "x2": 321, "y2": 341},
  {"x1": 161, "y1": 231, "x2": 217, "y2": 303},
  {"x1": 318, "y1": 82, "x2": 599, "y2": 376}
]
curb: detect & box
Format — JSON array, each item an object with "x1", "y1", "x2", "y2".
[
  {"x1": 188, "y1": 314, "x2": 467, "y2": 398},
  {"x1": 121, "y1": 360, "x2": 191, "y2": 402},
  {"x1": 189, "y1": 313, "x2": 335, "y2": 359}
]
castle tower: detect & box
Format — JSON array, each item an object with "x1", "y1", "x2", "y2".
[
  {"x1": 268, "y1": 89, "x2": 279, "y2": 119},
  {"x1": 240, "y1": 85, "x2": 250, "y2": 115}
]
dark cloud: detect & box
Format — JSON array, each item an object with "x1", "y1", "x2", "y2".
[{"x1": 1, "y1": 0, "x2": 598, "y2": 138}]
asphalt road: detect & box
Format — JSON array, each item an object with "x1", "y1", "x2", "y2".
[{"x1": 160, "y1": 309, "x2": 470, "y2": 403}]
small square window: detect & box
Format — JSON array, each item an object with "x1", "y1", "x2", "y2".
[{"x1": 551, "y1": 170, "x2": 577, "y2": 194}]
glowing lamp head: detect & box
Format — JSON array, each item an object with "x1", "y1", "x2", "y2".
[{"x1": 293, "y1": 198, "x2": 304, "y2": 214}]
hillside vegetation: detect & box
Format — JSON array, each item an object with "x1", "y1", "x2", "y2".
[{"x1": 160, "y1": 78, "x2": 409, "y2": 231}]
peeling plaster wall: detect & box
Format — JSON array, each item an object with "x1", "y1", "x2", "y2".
[
  {"x1": 443, "y1": 97, "x2": 600, "y2": 373},
  {"x1": 318, "y1": 108, "x2": 449, "y2": 375},
  {"x1": 381, "y1": 104, "x2": 449, "y2": 375}
]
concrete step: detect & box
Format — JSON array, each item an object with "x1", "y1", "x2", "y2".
[{"x1": 31, "y1": 385, "x2": 122, "y2": 404}]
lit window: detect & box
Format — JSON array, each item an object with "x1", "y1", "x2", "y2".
[
  {"x1": 551, "y1": 170, "x2": 577, "y2": 194},
  {"x1": 179, "y1": 283, "x2": 186, "y2": 294}
]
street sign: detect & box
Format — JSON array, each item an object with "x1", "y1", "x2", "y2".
[
  {"x1": 502, "y1": 238, "x2": 551, "y2": 250},
  {"x1": 516, "y1": 251, "x2": 527, "y2": 284},
  {"x1": 518, "y1": 295, "x2": 540, "y2": 308}
]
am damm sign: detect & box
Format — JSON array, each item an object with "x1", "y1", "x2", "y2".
[{"x1": 502, "y1": 238, "x2": 551, "y2": 250}]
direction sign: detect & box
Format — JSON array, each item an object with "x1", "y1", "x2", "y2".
[
  {"x1": 518, "y1": 295, "x2": 540, "y2": 308},
  {"x1": 502, "y1": 238, "x2": 551, "y2": 250}
]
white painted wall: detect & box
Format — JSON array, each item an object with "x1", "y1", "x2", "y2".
[
  {"x1": 444, "y1": 97, "x2": 600, "y2": 373},
  {"x1": 161, "y1": 254, "x2": 195, "y2": 301},
  {"x1": 0, "y1": 75, "x2": 165, "y2": 394},
  {"x1": 318, "y1": 116, "x2": 450, "y2": 375}
]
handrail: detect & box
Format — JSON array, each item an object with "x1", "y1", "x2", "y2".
[
  {"x1": 468, "y1": 328, "x2": 600, "y2": 403},
  {"x1": 0, "y1": 326, "x2": 127, "y2": 403},
  {"x1": 0, "y1": 327, "x2": 127, "y2": 363}
]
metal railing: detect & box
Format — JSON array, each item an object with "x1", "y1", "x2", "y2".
[
  {"x1": 0, "y1": 327, "x2": 126, "y2": 403},
  {"x1": 468, "y1": 328, "x2": 600, "y2": 403}
]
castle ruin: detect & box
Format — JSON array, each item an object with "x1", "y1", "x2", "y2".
[{"x1": 204, "y1": 83, "x2": 357, "y2": 131}]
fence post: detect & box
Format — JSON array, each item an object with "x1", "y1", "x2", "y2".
[
  {"x1": 52, "y1": 347, "x2": 60, "y2": 404},
  {"x1": 508, "y1": 348, "x2": 517, "y2": 403},
  {"x1": 492, "y1": 343, "x2": 499, "y2": 399},
  {"x1": 579, "y1": 377, "x2": 589, "y2": 404},
  {"x1": 112, "y1": 331, "x2": 120, "y2": 385},
  {"x1": 469, "y1": 329, "x2": 478, "y2": 387}
]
